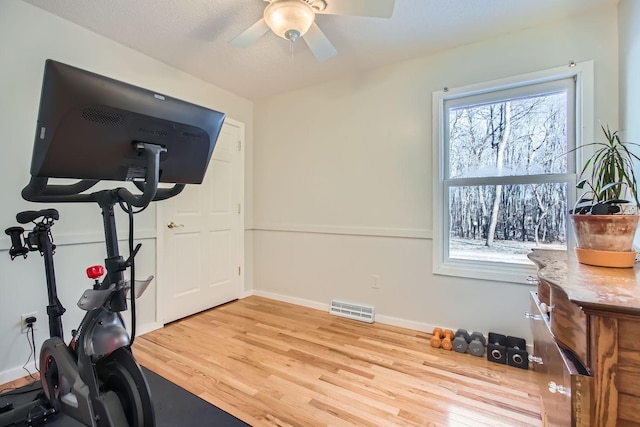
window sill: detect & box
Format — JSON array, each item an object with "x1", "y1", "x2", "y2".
[{"x1": 433, "y1": 257, "x2": 539, "y2": 285}]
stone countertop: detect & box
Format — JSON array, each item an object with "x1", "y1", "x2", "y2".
[{"x1": 528, "y1": 249, "x2": 640, "y2": 315}]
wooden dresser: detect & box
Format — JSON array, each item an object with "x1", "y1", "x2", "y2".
[{"x1": 528, "y1": 249, "x2": 640, "y2": 426}]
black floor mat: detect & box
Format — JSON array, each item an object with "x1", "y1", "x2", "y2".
[{"x1": 1, "y1": 368, "x2": 250, "y2": 427}]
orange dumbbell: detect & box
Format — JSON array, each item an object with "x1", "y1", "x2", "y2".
[{"x1": 430, "y1": 328, "x2": 454, "y2": 350}]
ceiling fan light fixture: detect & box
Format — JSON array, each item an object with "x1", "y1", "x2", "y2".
[{"x1": 264, "y1": 0, "x2": 315, "y2": 41}]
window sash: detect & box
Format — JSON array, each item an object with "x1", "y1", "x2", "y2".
[
  {"x1": 443, "y1": 76, "x2": 577, "y2": 110},
  {"x1": 443, "y1": 76, "x2": 577, "y2": 182},
  {"x1": 445, "y1": 180, "x2": 574, "y2": 265},
  {"x1": 445, "y1": 173, "x2": 574, "y2": 187}
]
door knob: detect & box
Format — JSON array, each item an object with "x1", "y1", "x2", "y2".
[{"x1": 167, "y1": 221, "x2": 184, "y2": 229}]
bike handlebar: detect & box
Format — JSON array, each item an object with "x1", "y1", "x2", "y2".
[{"x1": 21, "y1": 143, "x2": 184, "y2": 207}]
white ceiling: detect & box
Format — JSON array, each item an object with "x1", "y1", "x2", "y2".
[{"x1": 24, "y1": 0, "x2": 617, "y2": 101}]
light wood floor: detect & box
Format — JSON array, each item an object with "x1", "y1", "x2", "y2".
[{"x1": 133, "y1": 296, "x2": 542, "y2": 426}]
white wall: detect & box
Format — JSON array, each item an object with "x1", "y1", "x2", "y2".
[
  {"x1": 0, "y1": 0, "x2": 253, "y2": 383},
  {"x1": 252, "y1": 7, "x2": 619, "y2": 337}
]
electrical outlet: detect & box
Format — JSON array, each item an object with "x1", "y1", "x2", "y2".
[
  {"x1": 371, "y1": 274, "x2": 380, "y2": 289},
  {"x1": 21, "y1": 312, "x2": 37, "y2": 334}
]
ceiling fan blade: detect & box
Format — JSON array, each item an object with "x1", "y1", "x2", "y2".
[
  {"x1": 303, "y1": 23, "x2": 337, "y2": 62},
  {"x1": 229, "y1": 18, "x2": 270, "y2": 48},
  {"x1": 316, "y1": 0, "x2": 395, "y2": 18}
]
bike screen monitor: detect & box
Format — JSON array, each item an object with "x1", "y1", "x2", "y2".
[{"x1": 29, "y1": 59, "x2": 226, "y2": 184}]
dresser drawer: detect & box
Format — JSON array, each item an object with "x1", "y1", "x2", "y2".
[
  {"x1": 530, "y1": 292, "x2": 591, "y2": 426},
  {"x1": 538, "y1": 279, "x2": 551, "y2": 307},
  {"x1": 549, "y1": 285, "x2": 588, "y2": 367}
]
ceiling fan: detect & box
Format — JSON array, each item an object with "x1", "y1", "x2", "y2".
[{"x1": 230, "y1": 0, "x2": 395, "y2": 61}]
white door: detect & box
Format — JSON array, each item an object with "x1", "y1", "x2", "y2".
[{"x1": 159, "y1": 120, "x2": 244, "y2": 324}]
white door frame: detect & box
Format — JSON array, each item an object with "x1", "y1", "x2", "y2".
[{"x1": 155, "y1": 117, "x2": 245, "y2": 326}]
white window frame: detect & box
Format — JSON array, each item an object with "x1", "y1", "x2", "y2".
[{"x1": 432, "y1": 61, "x2": 594, "y2": 284}]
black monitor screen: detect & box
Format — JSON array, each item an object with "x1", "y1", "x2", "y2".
[{"x1": 30, "y1": 60, "x2": 226, "y2": 184}]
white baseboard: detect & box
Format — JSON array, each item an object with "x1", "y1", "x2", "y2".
[
  {"x1": 239, "y1": 289, "x2": 254, "y2": 299},
  {"x1": 248, "y1": 289, "x2": 436, "y2": 332},
  {"x1": 0, "y1": 362, "x2": 38, "y2": 386},
  {"x1": 250, "y1": 290, "x2": 330, "y2": 312},
  {"x1": 243, "y1": 290, "x2": 536, "y2": 357},
  {"x1": 134, "y1": 321, "x2": 163, "y2": 337},
  {"x1": 375, "y1": 314, "x2": 435, "y2": 333}
]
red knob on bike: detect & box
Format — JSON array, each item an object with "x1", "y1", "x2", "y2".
[{"x1": 86, "y1": 265, "x2": 105, "y2": 279}]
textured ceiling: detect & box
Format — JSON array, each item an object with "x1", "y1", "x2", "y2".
[{"x1": 23, "y1": 0, "x2": 618, "y2": 101}]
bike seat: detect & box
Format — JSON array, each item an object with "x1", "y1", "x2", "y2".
[{"x1": 16, "y1": 208, "x2": 59, "y2": 224}]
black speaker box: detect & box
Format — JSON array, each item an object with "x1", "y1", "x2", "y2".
[
  {"x1": 487, "y1": 332, "x2": 507, "y2": 364},
  {"x1": 506, "y1": 336, "x2": 529, "y2": 369},
  {"x1": 507, "y1": 336, "x2": 526, "y2": 350},
  {"x1": 508, "y1": 347, "x2": 529, "y2": 369}
]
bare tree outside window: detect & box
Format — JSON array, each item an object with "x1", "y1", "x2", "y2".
[{"x1": 445, "y1": 90, "x2": 571, "y2": 264}]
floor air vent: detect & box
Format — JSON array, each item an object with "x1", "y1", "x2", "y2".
[{"x1": 330, "y1": 300, "x2": 375, "y2": 323}]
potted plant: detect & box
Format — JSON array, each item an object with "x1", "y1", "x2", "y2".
[{"x1": 570, "y1": 125, "x2": 640, "y2": 267}]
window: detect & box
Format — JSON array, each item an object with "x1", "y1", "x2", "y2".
[{"x1": 432, "y1": 62, "x2": 593, "y2": 283}]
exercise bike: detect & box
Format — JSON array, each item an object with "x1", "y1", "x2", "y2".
[
  {"x1": 2, "y1": 59, "x2": 225, "y2": 427},
  {"x1": 4, "y1": 144, "x2": 184, "y2": 427},
  {"x1": 5, "y1": 207, "x2": 155, "y2": 426}
]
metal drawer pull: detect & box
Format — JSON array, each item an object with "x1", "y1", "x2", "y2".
[
  {"x1": 526, "y1": 275, "x2": 540, "y2": 285},
  {"x1": 529, "y1": 355, "x2": 543, "y2": 365},
  {"x1": 539, "y1": 302, "x2": 551, "y2": 314},
  {"x1": 548, "y1": 381, "x2": 568, "y2": 395},
  {"x1": 525, "y1": 312, "x2": 543, "y2": 320}
]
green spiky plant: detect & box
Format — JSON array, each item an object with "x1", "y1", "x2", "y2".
[{"x1": 571, "y1": 125, "x2": 640, "y2": 215}]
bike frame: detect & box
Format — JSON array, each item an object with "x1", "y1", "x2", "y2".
[{"x1": 8, "y1": 143, "x2": 185, "y2": 427}]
